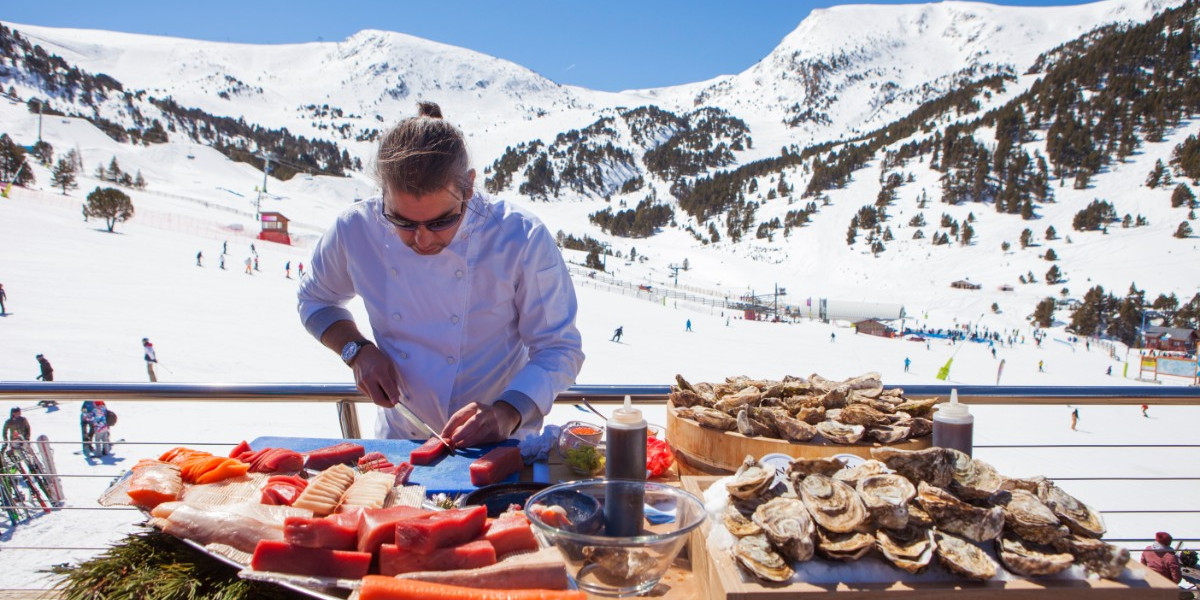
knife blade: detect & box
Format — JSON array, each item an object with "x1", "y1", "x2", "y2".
[{"x1": 391, "y1": 401, "x2": 455, "y2": 454}]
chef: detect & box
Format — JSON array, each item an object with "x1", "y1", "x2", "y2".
[{"x1": 298, "y1": 101, "x2": 584, "y2": 447}]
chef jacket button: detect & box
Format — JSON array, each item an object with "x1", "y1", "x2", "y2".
[
  {"x1": 455, "y1": 269, "x2": 464, "y2": 279},
  {"x1": 390, "y1": 267, "x2": 399, "y2": 276},
  {"x1": 450, "y1": 315, "x2": 460, "y2": 324},
  {"x1": 446, "y1": 356, "x2": 456, "y2": 364},
  {"x1": 392, "y1": 313, "x2": 402, "y2": 321},
  {"x1": 399, "y1": 351, "x2": 408, "y2": 359}
]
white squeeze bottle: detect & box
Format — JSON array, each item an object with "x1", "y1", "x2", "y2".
[{"x1": 932, "y1": 389, "x2": 974, "y2": 456}]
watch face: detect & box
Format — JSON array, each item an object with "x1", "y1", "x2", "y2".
[{"x1": 341, "y1": 341, "x2": 359, "y2": 363}]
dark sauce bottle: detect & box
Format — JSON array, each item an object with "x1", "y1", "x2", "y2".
[
  {"x1": 933, "y1": 388, "x2": 974, "y2": 456},
  {"x1": 604, "y1": 395, "x2": 646, "y2": 537}
]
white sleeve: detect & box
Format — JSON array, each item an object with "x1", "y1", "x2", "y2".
[{"x1": 296, "y1": 219, "x2": 357, "y2": 339}]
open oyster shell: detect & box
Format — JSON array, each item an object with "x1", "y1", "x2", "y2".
[
  {"x1": 876, "y1": 524, "x2": 936, "y2": 574},
  {"x1": 833, "y1": 459, "x2": 889, "y2": 488},
  {"x1": 694, "y1": 406, "x2": 738, "y2": 431},
  {"x1": 817, "y1": 528, "x2": 875, "y2": 561},
  {"x1": 792, "y1": 404, "x2": 827, "y2": 424},
  {"x1": 733, "y1": 533, "x2": 794, "y2": 583},
  {"x1": 996, "y1": 533, "x2": 1074, "y2": 577},
  {"x1": 871, "y1": 447, "x2": 954, "y2": 488},
  {"x1": 752, "y1": 497, "x2": 816, "y2": 563},
  {"x1": 736, "y1": 408, "x2": 775, "y2": 437},
  {"x1": 916, "y1": 482, "x2": 1004, "y2": 543},
  {"x1": 788, "y1": 457, "x2": 847, "y2": 479},
  {"x1": 1036, "y1": 480, "x2": 1106, "y2": 538},
  {"x1": 866, "y1": 424, "x2": 912, "y2": 444},
  {"x1": 727, "y1": 455, "x2": 775, "y2": 500},
  {"x1": 797, "y1": 473, "x2": 868, "y2": 533},
  {"x1": 836, "y1": 403, "x2": 895, "y2": 427},
  {"x1": 724, "y1": 503, "x2": 762, "y2": 537},
  {"x1": 1052, "y1": 534, "x2": 1129, "y2": 579},
  {"x1": 946, "y1": 449, "x2": 1007, "y2": 501},
  {"x1": 857, "y1": 474, "x2": 917, "y2": 530},
  {"x1": 935, "y1": 530, "x2": 998, "y2": 580},
  {"x1": 816, "y1": 420, "x2": 865, "y2": 444},
  {"x1": 999, "y1": 489, "x2": 1070, "y2": 545},
  {"x1": 892, "y1": 397, "x2": 945, "y2": 418},
  {"x1": 715, "y1": 386, "x2": 763, "y2": 412}
]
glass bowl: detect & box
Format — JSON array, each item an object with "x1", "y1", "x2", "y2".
[
  {"x1": 558, "y1": 420, "x2": 606, "y2": 476},
  {"x1": 525, "y1": 479, "x2": 707, "y2": 597}
]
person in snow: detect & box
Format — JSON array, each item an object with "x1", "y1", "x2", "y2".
[
  {"x1": 143, "y1": 338, "x2": 158, "y2": 382},
  {"x1": 1070, "y1": 408, "x2": 1079, "y2": 431},
  {"x1": 219, "y1": 255, "x2": 226, "y2": 270},
  {"x1": 196, "y1": 251, "x2": 203, "y2": 267},
  {"x1": 85, "y1": 401, "x2": 111, "y2": 456},
  {"x1": 80, "y1": 400, "x2": 96, "y2": 448},
  {"x1": 904, "y1": 357, "x2": 911, "y2": 372},
  {"x1": 1141, "y1": 531, "x2": 1182, "y2": 584},
  {"x1": 3, "y1": 406, "x2": 30, "y2": 447},
  {"x1": 0, "y1": 282, "x2": 7, "y2": 315},
  {"x1": 1142, "y1": 403, "x2": 1149, "y2": 418},
  {"x1": 298, "y1": 101, "x2": 583, "y2": 446},
  {"x1": 285, "y1": 261, "x2": 292, "y2": 279},
  {"x1": 298, "y1": 262, "x2": 305, "y2": 277},
  {"x1": 244, "y1": 256, "x2": 253, "y2": 274},
  {"x1": 686, "y1": 319, "x2": 692, "y2": 332},
  {"x1": 611, "y1": 326, "x2": 623, "y2": 342},
  {"x1": 35, "y1": 354, "x2": 53, "y2": 381}
]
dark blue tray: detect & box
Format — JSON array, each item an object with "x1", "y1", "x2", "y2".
[{"x1": 249, "y1": 436, "x2": 519, "y2": 496}]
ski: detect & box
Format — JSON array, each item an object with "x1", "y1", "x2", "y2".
[
  {"x1": 35, "y1": 435, "x2": 64, "y2": 505},
  {"x1": 12, "y1": 455, "x2": 50, "y2": 514}
]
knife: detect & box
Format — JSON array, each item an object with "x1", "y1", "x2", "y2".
[{"x1": 391, "y1": 401, "x2": 455, "y2": 454}]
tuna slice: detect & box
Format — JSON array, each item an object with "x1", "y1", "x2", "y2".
[
  {"x1": 251, "y1": 539, "x2": 372, "y2": 579},
  {"x1": 409, "y1": 438, "x2": 447, "y2": 466},
  {"x1": 284, "y1": 509, "x2": 363, "y2": 550},
  {"x1": 357, "y1": 505, "x2": 430, "y2": 553},
  {"x1": 304, "y1": 442, "x2": 365, "y2": 471},
  {"x1": 484, "y1": 512, "x2": 539, "y2": 558},
  {"x1": 386, "y1": 461, "x2": 414, "y2": 485},
  {"x1": 398, "y1": 546, "x2": 568, "y2": 590},
  {"x1": 379, "y1": 540, "x2": 497, "y2": 576},
  {"x1": 469, "y1": 446, "x2": 524, "y2": 487},
  {"x1": 394, "y1": 505, "x2": 487, "y2": 554}
]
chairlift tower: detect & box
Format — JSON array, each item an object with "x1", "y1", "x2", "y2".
[
  {"x1": 668, "y1": 264, "x2": 682, "y2": 286},
  {"x1": 255, "y1": 152, "x2": 274, "y2": 219}
]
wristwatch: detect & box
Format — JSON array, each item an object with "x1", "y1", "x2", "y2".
[{"x1": 340, "y1": 339, "x2": 374, "y2": 366}]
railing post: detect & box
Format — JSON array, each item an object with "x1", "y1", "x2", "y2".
[{"x1": 337, "y1": 399, "x2": 360, "y2": 439}]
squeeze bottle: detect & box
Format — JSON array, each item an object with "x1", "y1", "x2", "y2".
[
  {"x1": 932, "y1": 388, "x2": 974, "y2": 456},
  {"x1": 604, "y1": 395, "x2": 647, "y2": 536}
]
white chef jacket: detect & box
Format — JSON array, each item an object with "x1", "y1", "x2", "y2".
[{"x1": 297, "y1": 192, "x2": 584, "y2": 439}]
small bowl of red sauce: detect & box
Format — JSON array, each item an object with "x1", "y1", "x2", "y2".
[{"x1": 558, "y1": 421, "x2": 606, "y2": 476}]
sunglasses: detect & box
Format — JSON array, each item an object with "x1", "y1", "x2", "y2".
[{"x1": 382, "y1": 198, "x2": 467, "y2": 232}]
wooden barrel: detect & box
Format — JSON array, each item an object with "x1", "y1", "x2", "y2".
[{"x1": 666, "y1": 407, "x2": 931, "y2": 475}]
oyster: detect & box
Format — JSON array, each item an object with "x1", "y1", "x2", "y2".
[
  {"x1": 693, "y1": 406, "x2": 737, "y2": 431},
  {"x1": 1001, "y1": 475, "x2": 1048, "y2": 494},
  {"x1": 668, "y1": 388, "x2": 705, "y2": 408},
  {"x1": 857, "y1": 474, "x2": 916, "y2": 530},
  {"x1": 996, "y1": 533, "x2": 1074, "y2": 577},
  {"x1": 714, "y1": 386, "x2": 762, "y2": 412},
  {"x1": 726, "y1": 456, "x2": 775, "y2": 500},
  {"x1": 736, "y1": 408, "x2": 774, "y2": 437},
  {"x1": 999, "y1": 489, "x2": 1069, "y2": 545},
  {"x1": 876, "y1": 525, "x2": 936, "y2": 574},
  {"x1": 674, "y1": 373, "x2": 695, "y2": 392},
  {"x1": 946, "y1": 449, "x2": 1006, "y2": 501},
  {"x1": 903, "y1": 417, "x2": 933, "y2": 438},
  {"x1": 833, "y1": 459, "x2": 889, "y2": 488},
  {"x1": 788, "y1": 457, "x2": 847, "y2": 479},
  {"x1": 808, "y1": 373, "x2": 842, "y2": 393},
  {"x1": 724, "y1": 503, "x2": 762, "y2": 537},
  {"x1": 772, "y1": 412, "x2": 818, "y2": 442},
  {"x1": 865, "y1": 424, "x2": 912, "y2": 444},
  {"x1": 871, "y1": 447, "x2": 954, "y2": 488},
  {"x1": 797, "y1": 473, "x2": 868, "y2": 533},
  {"x1": 816, "y1": 529, "x2": 875, "y2": 561},
  {"x1": 843, "y1": 372, "x2": 884, "y2": 396},
  {"x1": 792, "y1": 404, "x2": 826, "y2": 424},
  {"x1": 836, "y1": 403, "x2": 895, "y2": 428},
  {"x1": 1036, "y1": 480, "x2": 1106, "y2": 538},
  {"x1": 906, "y1": 502, "x2": 934, "y2": 528},
  {"x1": 935, "y1": 530, "x2": 998, "y2": 580},
  {"x1": 1052, "y1": 534, "x2": 1128, "y2": 579},
  {"x1": 916, "y1": 482, "x2": 1004, "y2": 542},
  {"x1": 816, "y1": 420, "x2": 865, "y2": 444},
  {"x1": 733, "y1": 533, "x2": 794, "y2": 583},
  {"x1": 752, "y1": 497, "x2": 816, "y2": 562},
  {"x1": 818, "y1": 387, "x2": 849, "y2": 409},
  {"x1": 892, "y1": 397, "x2": 945, "y2": 418}
]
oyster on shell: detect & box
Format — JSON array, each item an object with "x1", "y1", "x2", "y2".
[
  {"x1": 843, "y1": 372, "x2": 884, "y2": 396},
  {"x1": 865, "y1": 424, "x2": 912, "y2": 444},
  {"x1": 906, "y1": 502, "x2": 934, "y2": 528},
  {"x1": 797, "y1": 473, "x2": 868, "y2": 533},
  {"x1": 875, "y1": 525, "x2": 936, "y2": 574},
  {"x1": 1036, "y1": 480, "x2": 1106, "y2": 538},
  {"x1": 999, "y1": 489, "x2": 1069, "y2": 545},
  {"x1": 816, "y1": 528, "x2": 875, "y2": 561},
  {"x1": 736, "y1": 408, "x2": 774, "y2": 437},
  {"x1": 673, "y1": 406, "x2": 696, "y2": 421},
  {"x1": 935, "y1": 530, "x2": 998, "y2": 580},
  {"x1": 771, "y1": 412, "x2": 818, "y2": 442},
  {"x1": 833, "y1": 460, "x2": 889, "y2": 488},
  {"x1": 752, "y1": 497, "x2": 816, "y2": 562},
  {"x1": 904, "y1": 417, "x2": 934, "y2": 438},
  {"x1": 788, "y1": 457, "x2": 847, "y2": 479},
  {"x1": 792, "y1": 404, "x2": 826, "y2": 424},
  {"x1": 724, "y1": 503, "x2": 762, "y2": 537},
  {"x1": 733, "y1": 533, "x2": 794, "y2": 583},
  {"x1": 946, "y1": 449, "x2": 1006, "y2": 501},
  {"x1": 836, "y1": 403, "x2": 895, "y2": 427},
  {"x1": 892, "y1": 397, "x2": 945, "y2": 418},
  {"x1": 727, "y1": 456, "x2": 775, "y2": 500},
  {"x1": 1052, "y1": 534, "x2": 1129, "y2": 579},
  {"x1": 871, "y1": 447, "x2": 954, "y2": 488},
  {"x1": 693, "y1": 406, "x2": 737, "y2": 431},
  {"x1": 816, "y1": 420, "x2": 865, "y2": 444},
  {"x1": 714, "y1": 386, "x2": 762, "y2": 412},
  {"x1": 857, "y1": 474, "x2": 916, "y2": 530},
  {"x1": 668, "y1": 388, "x2": 705, "y2": 408},
  {"x1": 916, "y1": 482, "x2": 1005, "y2": 542},
  {"x1": 674, "y1": 373, "x2": 695, "y2": 392},
  {"x1": 818, "y1": 387, "x2": 849, "y2": 409},
  {"x1": 996, "y1": 533, "x2": 1074, "y2": 577}
]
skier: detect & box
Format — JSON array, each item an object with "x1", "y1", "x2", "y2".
[
  {"x1": 3, "y1": 406, "x2": 30, "y2": 450},
  {"x1": 86, "y1": 401, "x2": 111, "y2": 456},
  {"x1": 244, "y1": 256, "x2": 253, "y2": 274},
  {"x1": 1038, "y1": 359, "x2": 1044, "y2": 373},
  {"x1": 611, "y1": 326, "x2": 623, "y2": 342},
  {"x1": 219, "y1": 255, "x2": 226, "y2": 270},
  {"x1": 904, "y1": 357, "x2": 911, "y2": 373},
  {"x1": 35, "y1": 354, "x2": 54, "y2": 381},
  {"x1": 285, "y1": 261, "x2": 292, "y2": 279},
  {"x1": 196, "y1": 251, "x2": 203, "y2": 267},
  {"x1": 80, "y1": 401, "x2": 96, "y2": 454},
  {"x1": 686, "y1": 319, "x2": 692, "y2": 332},
  {"x1": 254, "y1": 256, "x2": 260, "y2": 272},
  {"x1": 222, "y1": 240, "x2": 228, "y2": 255},
  {"x1": 1141, "y1": 403, "x2": 1149, "y2": 418},
  {"x1": 298, "y1": 262, "x2": 305, "y2": 277},
  {"x1": 1070, "y1": 408, "x2": 1079, "y2": 431},
  {"x1": 831, "y1": 332, "x2": 836, "y2": 343},
  {"x1": 1106, "y1": 365, "x2": 1112, "y2": 376},
  {"x1": 0, "y1": 282, "x2": 7, "y2": 315},
  {"x1": 250, "y1": 243, "x2": 257, "y2": 256},
  {"x1": 143, "y1": 338, "x2": 158, "y2": 382}
]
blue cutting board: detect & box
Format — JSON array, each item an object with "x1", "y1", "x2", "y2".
[{"x1": 249, "y1": 436, "x2": 520, "y2": 496}]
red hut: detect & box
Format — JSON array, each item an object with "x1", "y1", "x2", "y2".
[{"x1": 258, "y1": 212, "x2": 291, "y2": 245}]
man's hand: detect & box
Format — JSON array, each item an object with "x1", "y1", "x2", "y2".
[
  {"x1": 350, "y1": 345, "x2": 403, "y2": 408},
  {"x1": 441, "y1": 402, "x2": 520, "y2": 448}
]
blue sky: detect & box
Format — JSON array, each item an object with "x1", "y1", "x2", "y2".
[{"x1": 4, "y1": 0, "x2": 1099, "y2": 92}]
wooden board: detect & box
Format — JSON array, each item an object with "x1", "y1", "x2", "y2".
[
  {"x1": 681, "y1": 477, "x2": 1179, "y2": 600},
  {"x1": 667, "y1": 408, "x2": 930, "y2": 474}
]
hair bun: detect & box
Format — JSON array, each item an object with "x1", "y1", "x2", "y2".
[{"x1": 417, "y1": 101, "x2": 443, "y2": 119}]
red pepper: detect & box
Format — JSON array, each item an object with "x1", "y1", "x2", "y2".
[{"x1": 645, "y1": 436, "x2": 674, "y2": 478}]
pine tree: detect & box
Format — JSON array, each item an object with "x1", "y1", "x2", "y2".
[
  {"x1": 1146, "y1": 160, "x2": 1167, "y2": 189},
  {"x1": 1046, "y1": 265, "x2": 1063, "y2": 284},
  {"x1": 51, "y1": 157, "x2": 77, "y2": 194},
  {"x1": 960, "y1": 222, "x2": 974, "y2": 246},
  {"x1": 1033, "y1": 297, "x2": 1055, "y2": 328},
  {"x1": 1045, "y1": 225, "x2": 1057, "y2": 240},
  {"x1": 1176, "y1": 221, "x2": 1194, "y2": 238},
  {"x1": 1001, "y1": 241, "x2": 1011, "y2": 251},
  {"x1": 0, "y1": 134, "x2": 34, "y2": 186},
  {"x1": 1045, "y1": 248, "x2": 1058, "y2": 261},
  {"x1": 106, "y1": 157, "x2": 122, "y2": 182},
  {"x1": 846, "y1": 223, "x2": 857, "y2": 245},
  {"x1": 133, "y1": 170, "x2": 147, "y2": 189},
  {"x1": 1171, "y1": 184, "x2": 1195, "y2": 209},
  {"x1": 1020, "y1": 229, "x2": 1033, "y2": 248},
  {"x1": 84, "y1": 187, "x2": 134, "y2": 232}
]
